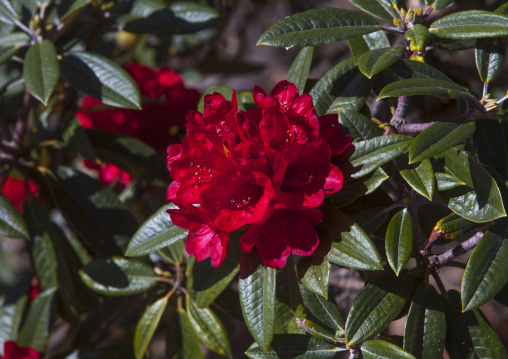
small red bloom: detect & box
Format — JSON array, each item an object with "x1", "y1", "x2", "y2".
[
  {"x1": 1, "y1": 341, "x2": 39, "y2": 359},
  {"x1": 1, "y1": 177, "x2": 38, "y2": 213}
]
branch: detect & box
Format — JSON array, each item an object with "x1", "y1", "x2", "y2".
[
  {"x1": 395, "y1": 121, "x2": 437, "y2": 134},
  {"x1": 431, "y1": 231, "x2": 484, "y2": 267}
]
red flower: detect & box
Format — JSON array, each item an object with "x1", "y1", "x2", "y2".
[
  {"x1": 76, "y1": 63, "x2": 200, "y2": 185},
  {"x1": 1, "y1": 341, "x2": 39, "y2": 359},
  {"x1": 167, "y1": 80, "x2": 351, "y2": 268},
  {"x1": 1, "y1": 177, "x2": 38, "y2": 213}
]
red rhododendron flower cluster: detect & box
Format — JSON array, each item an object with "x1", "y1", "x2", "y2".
[
  {"x1": 1, "y1": 177, "x2": 38, "y2": 213},
  {"x1": 0, "y1": 341, "x2": 39, "y2": 359},
  {"x1": 76, "y1": 63, "x2": 200, "y2": 185},
  {"x1": 166, "y1": 81, "x2": 351, "y2": 268}
]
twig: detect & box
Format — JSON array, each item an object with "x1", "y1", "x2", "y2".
[
  {"x1": 12, "y1": 89, "x2": 31, "y2": 146},
  {"x1": 431, "y1": 231, "x2": 484, "y2": 267},
  {"x1": 395, "y1": 121, "x2": 437, "y2": 134},
  {"x1": 431, "y1": 268, "x2": 447, "y2": 296}
]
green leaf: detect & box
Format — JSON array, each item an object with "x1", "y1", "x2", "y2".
[
  {"x1": 358, "y1": 46, "x2": 405, "y2": 79},
  {"x1": 59, "y1": 0, "x2": 92, "y2": 22},
  {"x1": 403, "y1": 284, "x2": 446, "y2": 358},
  {"x1": 351, "y1": 206, "x2": 389, "y2": 235},
  {"x1": 299, "y1": 285, "x2": 344, "y2": 331},
  {"x1": 378, "y1": 78, "x2": 470, "y2": 100},
  {"x1": 389, "y1": 59, "x2": 453, "y2": 82},
  {"x1": 297, "y1": 255, "x2": 330, "y2": 299},
  {"x1": 408, "y1": 122, "x2": 476, "y2": 163},
  {"x1": 349, "y1": 0, "x2": 399, "y2": 21},
  {"x1": 197, "y1": 85, "x2": 243, "y2": 112},
  {"x1": 239, "y1": 260, "x2": 276, "y2": 352},
  {"x1": 126, "y1": 202, "x2": 187, "y2": 257},
  {"x1": 286, "y1": 47, "x2": 313, "y2": 94},
  {"x1": 349, "y1": 134, "x2": 412, "y2": 178},
  {"x1": 0, "y1": 195, "x2": 28, "y2": 240},
  {"x1": 79, "y1": 257, "x2": 159, "y2": 295},
  {"x1": 170, "y1": 1, "x2": 220, "y2": 34},
  {"x1": 362, "y1": 340, "x2": 415, "y2": 359},
  {"x1": 257, "y1": 8, "x2": 380, "y2": 48},
  {"x1": 0, "y1": 32, "x2": 30, "y2": 47},
  {"x1": 159, "y1": 239, "x2": 184, "y2": 265},
  {"x1": 430, "y1": 10, "x2": 508, "y2": 39},
  {"x1": 134, "y1": 297, "x2": 168, "y2": 359},
  {"x1": 32, "y1": 232, "x2": 58, "y2": 291},
  {"x1": 435, "y1": 172, "x2": 465, "y2": 191},
  {"x1": 436, "y1": 148, "x2": 506, "y2": 223},
  {"x1": 397, "y1": 157, "x2": 435, "y2": 200},
  {"x1": 473, "y1": 119, "x2": 508, "y2": 180},
  {"x1": 426, "y1": 0, "x2": 454, "y2": 10},
  {"x1": 23, "y1": 40, "x2": 59, "y2": 105},
  {"x1": 319, "y1": 206, "x2": 383, "y2": 271},
  {"x1": 345, "y1": 271, "x2": 414, "y2": 346},
  {"x1": 245, "y1": 334, "x2": 339, "y2": 359},
  {"x1": 119, "y1": 0, "x2": 177, "y2": 34},
  {"x1": 445, "y1": 290, "x2": 508, "y2": 359},
  {"x1": 187, "y1": 298, "x2": 231, "y2": 357},
  {"x1": 187, "y1": 239, "x2": 242, "y2": 308},
  {"x1": 167, "y1": 309, "x2": 204, "y2": 359},
  {"x1": 60, "y1": 51, "x2": 141, "y2": 109},
  {"x1": 17, "y1": 288, "x2": 56, "y2": 352},
  {"x1": 434, "y1": 213, "x2": 478, "y2": 240},
  {"x1": 44, "y1": 167, "x2": 138, "y2": 254},
  {"x1": 331, "y1": 167, "x2": 388, "y2": 208},
  {"x1": 412, "y1": 24, "x2": 431, "y2": 52},
  {"x1": 349, "y1": 30, "x2": 390, "y2": 56},
  {"x1": 461, "y1": 221, "x2": 508, "y2": 311},
  {"x1": 385, "y1": 210, "x2": 413, "y2": 276},
  {"x1": 58, "y1": 117, "x2": 96, "y2": 161},
  {"x1": 0, "y1": 0, "x2": 19, "y2": 25},
  {"x1": 292, "y1": 316, "x2": 339, "y2": 343},
  {"x1": 310, "y1": 57, "x2": 371, "y2": 116},
  {"x1": 475, "y1": 38, "x2": 505, "y2": 82},
  {"x1": 0, "y1": 288, "x2": 28, "y2": 348}
]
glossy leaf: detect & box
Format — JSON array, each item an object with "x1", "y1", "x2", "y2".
[
  {"x1": 358, "y1": 46, "x2": 405, "y2": 79},
  {"x1": 408, "y1": 122, "x2": 476, "y2": 163},
  {"x1": 310, "y1": 57, "x2": 371, "y2": 116},
  {"x1": 412, "y1": 24, "x2": 431, "y2": 52},
  {"x1": 349, "y1": 0, "x2": 398, "y2": 21},
  {"x1": 187, "y1": 298, "x2": 231, "y2": 357},
  {"x1": 434, "y1": 213, "x2": 478, "y2": 240},
  {"x1": 0, "y1": 0, "x2": 19, "y2": 25},
  {"x1": 134, "y1": 297, "x2": 168, "y2": 359},
  {"x1": 299, "y1": 285, "x2": 344, "y2": 331},
  {"x1": 292, "y1": 316, "x2": 339, "y2": 343},
  {"x1": 435, "y1": 172, "x2": 465, "y2": 191},
  {"x1": 59, "y1": 117, "x2": 96, "y2": 161},
  {"x1": 378, "y1": 78, "x2": 470, "y2": 100},
  {"x1": 0, "y1": 32, "x2": 30, "y2": 47},
  {"x1": 239, "y1": 260, "x2": 276, "y2": 352},
  {"x1": 404, "y1": 284, "x2": 446, "y2": 358},
  {"x1": 349, "y1": 134, "x2": 412, "y2": 178},
  {"x1": 23, "y1": 40, "x2": 59, "y2": 105},
  {"x1": 436, "y1": 148, "x2": 506, "y2": 223},
  {"x1": 60, "y1": 51, "x2": 141, "y2": 109},
  {"x1": 385, "y1": 210, "x2": 413, "y2": 276},
  {"x1": 320, "y1": 206, "x2": 383, "y2": 271},
  {"x1": 126, "y1": 202, "x2": 187, "y2": 257},
  {"x1": 473, "y1": 119, "x2": 508, "y2": 180},
  {"x1": 398, "y1": 158, "x2": 435, "y2": 200},
  {"x1": 286, "y1": 47, "x2": 313, "y2": 94},
  {"x1": 430, "y1": 10, "x2": 508, "y2": 39},
  {"x1": 331, "y1": 167, "x2": 388, "y2": 208},
  {"x1": 389, "y1": 59, "x2": 452, "y2": 82},
  {"x1": 475, "y1": 38, "x2": 505, "y2": 82},
  {"x1": 351, "y1": 206, "x2": 389, "y2": 235},
  {"x1": 257, "y1": 8, "x2": 380, "y2": 48},
  {"x1": 17, "y1": 288, "x2": 56, "y2": 352},
  {"x1": 0, "y1": 287, "x2": 28, "y2": 348},
  {"x1": 79, "y1": 257, "x2": 159, "y2": 295},
  {"x1": 245, "y1": 334, "x2": 339, "y2": 359},
  {"x1": 0, "y1": 195, "x2": 28, "y2": 240},
  {"x1": 349, "y1": 30, "x2": 390, "y2": 56},
  {"x1": 121, "y1": 0, "x2": 177, "y2": 33},
  {"x1": 426, "y1": 0, "x2": 454, "y2": 10},
  {"x1": 297, "y1": 255, "x2": 330, "y2": 299},
  {"x1": 345, "y1": 271, "x2": 414, "y2": 346},
  {"x1": 167, "y1": 309, "x2": 203, "y2": 359},
  {"x1": 170, "y1": 1, "x2": 220, "y2": 33},
  {"x1": 59, "y1": 0, "x2": 92, "y2": 22},
  {"x1": 461, "y1": 221, "x2": 508, "y2": 311},
  {"x1": 362, "y1": 340, "x2": 415, "y2": 359}
]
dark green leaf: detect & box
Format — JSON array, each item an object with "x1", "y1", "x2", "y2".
[
  {"x1": 23, "y1": 40, "x2": 59, "y2": 105},
  {"x1": 349, "y1": 134, "x2": 412, "y2": 178},
  {"x1": 159, "y1": 239, "x2": 184, "y2": 265},
  {"x1": 32, "y1": 233, "x2": 58, "y2": 291},
  {"x1": 286, "y1": 47, "x2": 313, "y2": 94},
  {"x1": 167, "y1": 309, "x2": 204, "y2": 359},
  {"x1": 126, "y1": 202, "x2": 187, "y2": 257},
  {"x1": 246, "y1": 334, "x2": 339, "y2": 359},
  {"x1": 397, "y1": 158, "x2": 435, "y2": 200},
  {"x1": 408, "y1": 122, "x2": 476, "y2": 163},
  {"x1": 0, "y1": 0, "x2": 19, "y2": 25},
  {"x1": 351, "y1": 206, "x2": 389, "y2": 235},
  {"x1": 436, "y1": 148, "x2": 506, "y2": 222},
  {"x1": 258, "y1": 8, "x2": 380, "y2": 48},
  {"x1": 345, "y1": 271, "x2": 414, "y2": 346},
  {"x1": 412, "y1": 24, "x2": 431, "y2": 52},
  {"x1": 0, "y1": 292, "x2": 27, "y2": 348},
  {"x1": 299, "y1": 285, "x2": 344, "y2": 331},
  {"x1": 461, "y1": 221, "x2": 508, "y2": 311},
  {"x1": 320, "y1": 206, "x2": 383, "y2": 271},
  {"x1": 349, "y1": 0, "x2": 398, "y2": 21},
  {"x1": 0, "y1": 32, "x2": 30, "y2": 47},
  {"x1": 17, "y1": 288, "x2": 56, "y2": 352},
  {"x1": 170, "y1": 1, "x2": 220, "y2": 34},
  {"x1": 331, "y1": 167, "x2": 388, "y2": 208},
  {"x1": 362, "y1": 340, "x2": 415, "y2": 359},
  {"x1": 119, "y1": 0, "x2": 177, "y2": 34},
  {"x1": 434, "y1": 213, "x2": 478, "y2": 240},
  {"x1": 60, "y1": 51, "x2": 141, "y2": 109},
  {"x1": 348, "y1": 30, "x2": 390, "y2": 56},
  {"x1": 134, "y1": 297, "x2": 168, "y2": 359},
  {"x1": 475, "y1": 38, "x2": 505, "y2": 82},
  {"x1": 239, "y1": 260, "x2": 276, "y2": 352},
  {"x1": 59, "y1": 0, "x2": 91, "y2": 22},
  {"x1": 187, "y1": 298, "x2": 231, "y2": 357},
  {"x1": 310, "y1": 57, "x2": 371, "y2": 116},
  {"x1": 473, "y1": 119, "x2": 508, "y2": 180},
  {"x1": 430, "y1": 10, "x2": 508, "y2": 39},
  {"x1": 388, "y1": 59, "x2": 453, "y2": 82},
  {"x1": 58, "y1": 117, "x2": 96, "y2": 161},
  {"x1": 378, "y1": 78, "x2": 470, "y2": 100},
  {"x1": 358, "y1": 46, "x2": 405, "y2": 79},
  {"x1": 0, "y1": 195, "x2": 28, "y2": 240},
  {"x1": 403, "y1": 284, "x2": 446, "y2": 358},
  {"x1": 426, "y1": 0, "x2": 454, "y2": 10},
  {"x1": 79, "y1": 257, "x2": 159, "y2": 295},
  {"x1": 292, "y1": 316, "x2": 339, "y2": 343},
  {"x1": 496, "y1": 3, "x2": 508, "y2": 15},
  {"x1": 297, "y1": 255, "x2": 330, "y2": 299},
  {"x1": 435, "y1": 172, "x2": 465, "y2": 191},
  {"x1": 385, "y1": 210, "x2": 413, "y2": 276}
]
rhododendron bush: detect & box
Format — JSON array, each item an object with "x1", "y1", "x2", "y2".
[{"x1": 1, "y1": 1, "x2": 508, "y2": 359}]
